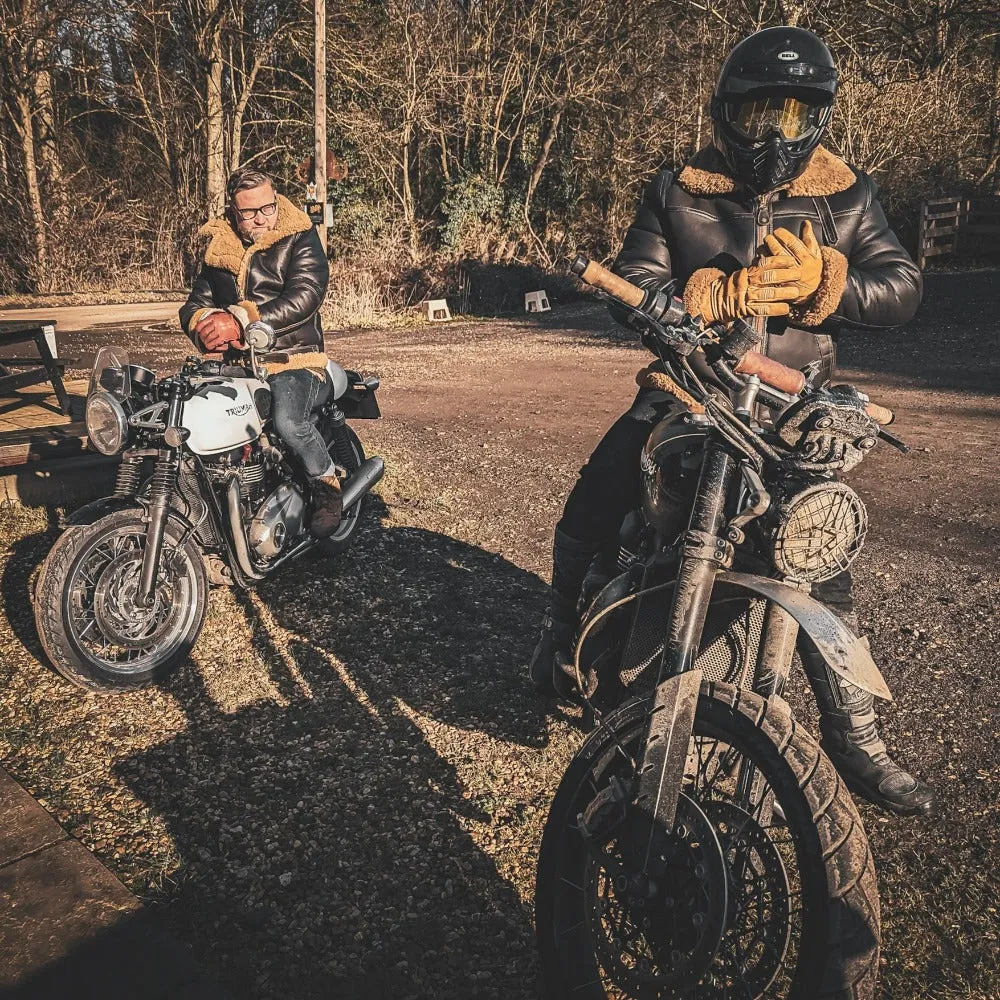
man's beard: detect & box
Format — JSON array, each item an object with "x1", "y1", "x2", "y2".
[{"x1": 238, "y1": 221, "x2": 273, "y2": 243}]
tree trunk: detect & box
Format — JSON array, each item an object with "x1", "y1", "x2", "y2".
[
  {"x1": 524, "y1": 104, "x2": 563, "y2": 217},
  {"x1": 989, "y1": 33, "x2": 1000, "y2": 194},
  {"x1": 205, "y1": 14, "x2": 226, "y2": 217},
  {"x1": 401, "y1": 121, "x2": 419, "y2": 261},
  {"x1": 33, "y1": 61, "x2": 63, "y2": 193},
  {"x1": 14, "y1": 91, "x2": 48, "y2": 292}
]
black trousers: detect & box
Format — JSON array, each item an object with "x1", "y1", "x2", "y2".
[
  {"x1": 556, "y1": 388, "x2": 673, "y2": 554},
  {"x1": 555, "y1": 388, "x2": 854, "y2": 615}
]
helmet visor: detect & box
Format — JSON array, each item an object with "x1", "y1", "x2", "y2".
[{"x1": 728, "y1": 95, "x2": 824, "y2": 140}]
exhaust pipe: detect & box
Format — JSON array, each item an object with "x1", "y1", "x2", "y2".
[
  {"x1": 342, "y1": 456, "x2": 384, "y2": 511},
  {"x1": 225, "y1": 474, "x2": 265, "y2": 581}
]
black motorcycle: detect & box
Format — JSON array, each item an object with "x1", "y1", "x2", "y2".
[
  {"x1": 34, "y1": 321, "x2": 384, "y2": 692},
  {"x1": 535, "y1": 257, "x2": 902, "y2": 1000}
]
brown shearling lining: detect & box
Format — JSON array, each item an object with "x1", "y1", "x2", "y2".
[
  {"x1": 635, "y1": 364, "x2": 706, "y2": 414},
  {"x1": 266, "y1": 350, "x2": 329, "y2": 377},
  {"x1": 237, "y1": 299, "x2": 261, "y2": 322},
  {"x1": 683, "y1": 266, "x2": 725, "y2": 320},
  {"x1": 789, "y1": 245, "x2": 849, "y2": 326},
  {"x1": 676, "y1": 145, "x2": 856, "y2": 199},
  {"x1": 198, "y1": 194, "x2": 313, "y2": 296}
]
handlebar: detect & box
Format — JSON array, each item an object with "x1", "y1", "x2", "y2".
[
  {"x1": 571, "y1": 254, "x2": 645, "y2": 308},
  {"x1": 734, "y1": 352, "x2": 806, "y2": 395},
  {"x1": 864, "y1": 402, "x2": 894, "y2": 426},
  {"x1": 570, "y1": 254, "x2": 895, "y2": 426}
]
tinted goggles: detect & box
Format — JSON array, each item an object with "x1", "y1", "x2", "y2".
[{"x1": 726, "y1": 95, "x2": 827, "y2": 140}]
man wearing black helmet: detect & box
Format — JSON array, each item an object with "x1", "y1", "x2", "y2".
[{"x1": 530, "y1": 26, "x2": 935, "y2": 817}]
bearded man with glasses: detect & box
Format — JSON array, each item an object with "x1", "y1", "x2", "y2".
[
  {"x1": 530, "y1": 26, "x2": 935, "y2": 817},
  {"x1": 180, "y1": 167, "x2": 344, "y2": 537}
]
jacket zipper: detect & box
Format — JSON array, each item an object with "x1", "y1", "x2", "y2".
[{"x1": 752, "y1": 190, "x2": 775, "y2": 355}]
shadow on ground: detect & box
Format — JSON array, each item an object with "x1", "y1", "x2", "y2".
[{"x1": 107, "y1": 498, "x2": 550, "y2": 999}]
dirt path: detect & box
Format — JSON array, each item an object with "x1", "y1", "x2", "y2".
[{"x1": 0, "y1": 273, "x2": 997, "y2": 998}]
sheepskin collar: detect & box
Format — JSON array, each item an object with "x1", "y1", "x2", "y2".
[
  {"x1": 676, "y1": 144, "x2": 856, "y2": 199},
  {"x1": 198, "y1": 194, "x2": 313, "y2": 289}
]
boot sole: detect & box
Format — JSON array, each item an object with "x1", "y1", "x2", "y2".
[{"x1": 830, "y1": 761, "x2": 938, "y2": 818}]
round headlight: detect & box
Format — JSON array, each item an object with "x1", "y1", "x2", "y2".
[
  {"x1": 86, "y1": 391, "x2": 128, "y2": 455},
  {"x1": 771, "y1": 481, "x2": 868, "y2": 583}
]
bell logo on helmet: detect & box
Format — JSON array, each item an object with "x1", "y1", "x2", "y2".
[{"x1": 778, "y1": 50, "x2": 799, "y2": 60}]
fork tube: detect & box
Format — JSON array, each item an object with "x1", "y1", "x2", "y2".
[
  {"x1": 658, "y1": 443, "x2": 738, "y2": 678},
  {"x1": 136, "y1": 382, "x2": 184, "y2": 605},
  {"x1": 753, "y1": 603, "x2": 801, "y2": 698}
]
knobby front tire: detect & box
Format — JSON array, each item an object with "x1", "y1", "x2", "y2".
[{"x1": 535, "y1": 682, "x2": 880, "y2": 1000}]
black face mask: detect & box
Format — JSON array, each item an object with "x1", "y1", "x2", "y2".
[
  {"x1": 733, "y1": 132, "x2": 796, "y2": 194},
  {"x1": 713, "y1": 100, "x2": 832, "y2": 194}
]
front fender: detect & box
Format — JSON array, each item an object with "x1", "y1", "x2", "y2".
[
  {"x1": 717, "y1": 571, "x2": 892, "y2": 702},
  {"x1": 63, "y1": 496, "x2": 199, "y2": 539},
  {"x1": 64, "y1": 495, "x2": 146, "y2": 528}
]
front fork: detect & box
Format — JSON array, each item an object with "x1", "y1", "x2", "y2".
[
  {"x1": 136, "y1": 381, "x2": 185, "y2": 605},
  {"x1": 626, "y1": 444, "x2": 738, "y2": 873}
]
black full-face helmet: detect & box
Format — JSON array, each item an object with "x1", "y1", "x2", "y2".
[{"x1": 711, "y1": 26, "x2": 839, "y2": 194}]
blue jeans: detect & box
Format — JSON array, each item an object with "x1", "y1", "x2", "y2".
[{"x1": 269, "y1": 370, "x2": 334, "y2": 479}]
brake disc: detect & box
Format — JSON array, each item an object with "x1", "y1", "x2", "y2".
[
  {"x1": 93, "y1": 552, "x2": 176, "y2": 649},
  {"x1": 703, "y1": 798, "x2": 792, "y2": 997},
  {"x1": 587, "y1": 791, "x2": 729, "y2": 998}
]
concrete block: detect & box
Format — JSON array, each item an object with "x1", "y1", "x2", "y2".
[
  {"x1": 422, "y1": 299, "x2": 451, "y2": 322},
  {"x1": 525, "y1": 290, "x2": 550, "y2": 313}
]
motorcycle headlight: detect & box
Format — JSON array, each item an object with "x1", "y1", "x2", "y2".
[
  {"x1": 771, "y1": 480, "x2": 868, "y2": 583},
  {"x1": 86, "y1": 391, "x2": 128, "y2": 455}
]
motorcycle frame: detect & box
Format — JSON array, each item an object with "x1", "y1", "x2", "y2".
[{"x1": 75, "y1": 360, "x2": 384, "y2": 595}]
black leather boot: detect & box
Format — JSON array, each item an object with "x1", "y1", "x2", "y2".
[
  {"x1": 799, "y1": 619, "x2": 937, "y2": 818},
  {"x1": 529, "y1": 528, "x2": 598, "y2": 699}
]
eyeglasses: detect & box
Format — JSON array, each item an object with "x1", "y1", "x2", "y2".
[{"x1": 234, "y1": 201, "x2": 278, "y2": 221}]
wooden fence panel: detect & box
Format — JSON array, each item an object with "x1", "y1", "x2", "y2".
[{"x1": 918, "y1": 196, "x2": 1000, "y2": 270}]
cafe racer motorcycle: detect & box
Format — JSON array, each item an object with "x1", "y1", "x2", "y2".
[
  {"x1": 34, "y1": 321, "x2": 384, "y2": 692},
  {"x1": 535, "y1": 257, "x2": 904, "y2": 1000}
]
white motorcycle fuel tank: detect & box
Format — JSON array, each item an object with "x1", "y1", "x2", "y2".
[{"x1": 181, "y1": 376, "x2": 270, "y2": 455}]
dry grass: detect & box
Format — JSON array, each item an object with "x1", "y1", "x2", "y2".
[{"x1": 321, "y1": 266, "x2": 423, "y2": 331}]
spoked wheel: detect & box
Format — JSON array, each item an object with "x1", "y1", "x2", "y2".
[
  {"x1": 318, "y1": 424, "x2": 367, "y2": 556},
  {"x1": 536, "y1": 682, "x2": 880, "y2": 1000},
  {"x1": 34, "y1": 510, "x2": 208, "y2": 691}
]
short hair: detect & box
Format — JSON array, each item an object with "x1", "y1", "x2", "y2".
[{"x1": 226, "y1": 167, "x2": 274, "y2": 204}]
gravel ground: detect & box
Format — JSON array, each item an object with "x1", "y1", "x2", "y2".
[{"x1": 1, "y1": 272, "x2": 998, "y2": 999}]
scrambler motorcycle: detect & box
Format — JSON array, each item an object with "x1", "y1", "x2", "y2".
[
  {"x1": 535, "y1": 257, "x2": 905, "y2": 999},
  {"x1": 34, "y1": 321, "x2": 384, "y2": 692}
]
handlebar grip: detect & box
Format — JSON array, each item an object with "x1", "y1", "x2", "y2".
[
  {"x1": 865, "y1": 402, "x2": 894, "y2": 426},
  {"x1": 570, "y1": 254, "x2": 645, "y2": 308},
  {"x1": 734, "y1": 351, "x2": 807, "y2": 395}
]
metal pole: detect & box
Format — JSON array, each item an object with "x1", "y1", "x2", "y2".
[{"x1": 314, "y1": 0, "x2": 327, "y2": 252}]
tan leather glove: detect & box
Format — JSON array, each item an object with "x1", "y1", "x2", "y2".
[
  {"x1": 761, "y1": 220, "x2": 823, "y2": 305},
  {"x1": 701, "y1": 258, "x2": 803, "y2": 324}
]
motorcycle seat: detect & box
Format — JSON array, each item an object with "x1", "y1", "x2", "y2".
[{"x1": 324, "y1": 360, "x2": 349, "y2": 401}]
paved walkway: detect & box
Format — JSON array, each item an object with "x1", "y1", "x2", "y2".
[
  {"x1": 0, "y1": 769, "x2": 231, "y2": 998},
  {"x1": 0, "y1": 302, "x2": 183, "y2": 334}
]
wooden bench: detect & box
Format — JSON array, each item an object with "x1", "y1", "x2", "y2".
[{"x1": 0, "y1": 320, "x2": 75, "y2": 416}]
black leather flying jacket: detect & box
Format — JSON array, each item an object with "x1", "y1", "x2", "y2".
[
  {"x1": 611, "y1": 144, "x2": 922, "y2": 382},
  {"x1": 180, "y1": 195, "x2": 329, "y2": 356}
]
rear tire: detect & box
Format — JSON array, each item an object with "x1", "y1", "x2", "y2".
[
  {"x1": 34, "y1": 510, "x2": 208, "y2": 692},
  {"x1": 536, "y1": 682, "x2": 880, "y2": 999}
]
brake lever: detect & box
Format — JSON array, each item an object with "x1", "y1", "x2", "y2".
[{"x1": 877, "y1": 427, "x2": 909, "y2": 454}]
